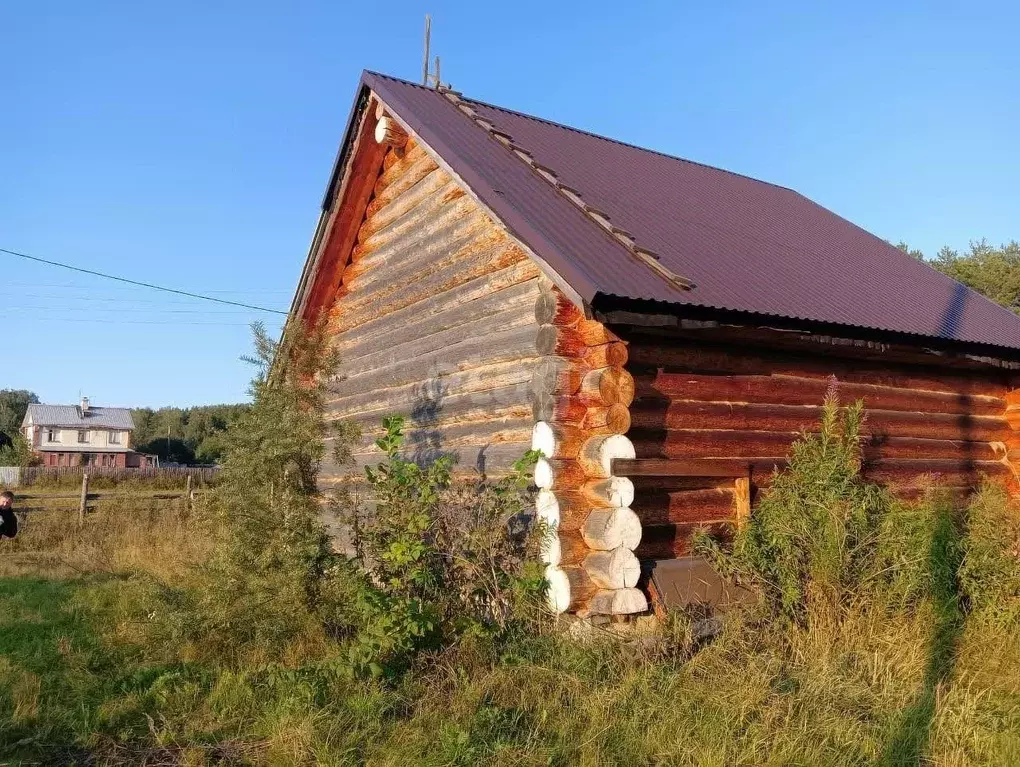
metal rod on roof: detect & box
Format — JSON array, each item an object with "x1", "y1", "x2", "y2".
[
  {"x1": 422, "y1": 15, "x2": 431, "y2": 86},
  {"x1": 434, "y1": 56, "x2": 441, "y2": 89}
]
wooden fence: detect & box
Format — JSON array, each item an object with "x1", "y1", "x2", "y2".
[
  {"x1": 15, "y1": 472, "x2": 205, "y2": 522},
  {"x1": 3, "y1": 465, "x2": 220, "y2": 487}
]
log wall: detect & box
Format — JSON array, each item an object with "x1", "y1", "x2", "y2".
[
  {"x1": 319, "y1": 137, "x2": 543, "y2": 485},
  {"x1": 617, "y1": 324, "x2": 1018, "y2": 562}
]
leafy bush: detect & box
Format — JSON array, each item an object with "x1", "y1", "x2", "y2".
[{"x1": 338, "y1": 416, "x2": 546, "y2": 677}]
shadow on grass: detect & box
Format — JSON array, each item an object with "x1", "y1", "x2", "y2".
[{"x1": 878, "y1": 504, "x2": 965, "y2": 766}]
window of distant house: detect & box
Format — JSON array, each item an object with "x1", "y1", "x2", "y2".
[
  {"x1": 109, "y1": 431, "x2": 121, "y2": 445},
  {"x1": 78, "y1": 430, "x2": 89, "y2": 444},
  {"x1": 46, "y1": 428, "x2": 58, "y2": 442}
]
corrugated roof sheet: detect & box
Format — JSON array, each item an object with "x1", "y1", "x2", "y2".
[
  {"x1": 23, "y1": 404, "x2": 135, "y2": 430},
  {"x1": 361, "y1": 71, "x2": 1020, "y2": 352}
]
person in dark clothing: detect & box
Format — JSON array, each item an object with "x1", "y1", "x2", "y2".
[{"x1": 0, "y1": 490, "x2": 17, "y2": 539}]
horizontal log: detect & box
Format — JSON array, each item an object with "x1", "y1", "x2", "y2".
[
  {"x1": 585, "y1": 547, "x2": 641, "y2": 589},
  {"x1": 534, "y1": 458, "x2": 587, "y2": 491},
  {"x1": 582, "y1": 507, "x2": 642, "y2": 550},
  {"x1": 635, "y1": 522, "x2": 734, "y2": 560},
  {"x1": 534, "y1": 289, "x2": 584, "y2": 327},
  {"x1": 320, "y1": 441, "x2": 531, "y2": 483},
  {"x1": 629, "y1": 428, "x2": 1003, "y2": 463},
  {"x1": 360, "y1": 166, "x2": 452, "y2": 240},
  {"x1": 862, "y1": 459, "x2": 1010, "y2": 487},
  {"x1": 586, "y1": 588, "x2": 648, "y2": 616},
  {"x1": 578, "y1": 435, "x2": 636, "y2": 479},
  {"x1": 352, "y1": 208, "x2": 502, "y2": 297},
  {"x1": 581, "y1": 476, "x2": 636, "y2": 508},
  {"x1": 337, "y1": 305, "x2": 537, "y2": 377},
  {"x1": 614, "y1": 458, "x2": 786, "y2": 479},
  {"x1": 621, "y1": 324, "x2": 1020, "y2": 376},
  {"x1": 530, "y1": 357, "x2": 587, "y2": 397},
  {"x1": 331, "y1": 325, "x2": 540, "y2": 397},
  {"x1": 627, "y1": 341, "x2": 1008, "y2": 398},
  {"x1": 573, "y1": 318, "x2": 620, "y2": 346},
  {"x1": 562, "y1": 565, "x2": 598, "y2": 611},
  {"x1": 341, "y1": 230, "x2": 519, "y2": 320},
  {"x1": 632, "y1": 487, "x2": 737, "y2": 526},
  {"x1": 370, "y1": 142, "x2": 431, "y2": 199},
  {"x1": 531, "y1": 421, "x2": 585, "y2": 460},
  {"x1": 582, "y1": 367, "x2": 635, "y2": 408},
  {"x1": 557, "y1": 530, "x2": 593, "y2": 566},
  {"x1": 629, "y1": 401, "x2": 1009, "y2": 443},
  {"x1": 583, "y1": 342, "x2": 628, "y2": 369},
  {"x1": 615, "y1": 457, "x2": 1010, "y2": 490},
  {"x1": 636, "y1": 371, "x2": 1005, "y2": 417},
  {"x1": 338, "y1": 278, "x2": 540, "y2": 365},
  {"x1": 581, "y1": 404, "x2": 631, "y2": 433},
  {"x1": 536, "y1": 325, "x2": 586, "y2": 358},
  {"x1": 326, "y1": 364, "x2": 533, "y2": 419},
  {"x1": 338, "y1": 412, "x2": 533, "y2": 451},
  {"x1": 332, "y1": 260, "x2": 540, "y2": 352},
  {"x1": 532, "y1": 392, "x2": 587, "y2": 424},
  {"x1": 332, "y1": 241, "x2": 531, "y2": 334}
]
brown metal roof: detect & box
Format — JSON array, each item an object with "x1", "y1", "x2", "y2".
[{"x1": 358, "y1": 71, "x2": 1020, "y2": 354}]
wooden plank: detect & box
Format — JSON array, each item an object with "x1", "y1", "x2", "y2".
[
  {"x1": 635, "y1": 522, "x2": 733, "y2": 560},
  {"x1": 631, "y1": 487, "x2": 737, "y2": 526},
  {"x1": 320, "y1": 441, "x2": 532, "y2": 482}
]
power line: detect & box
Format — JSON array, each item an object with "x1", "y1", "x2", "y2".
[{"x1": 0, "y1": 246, "x2": 289, "y2": 315}]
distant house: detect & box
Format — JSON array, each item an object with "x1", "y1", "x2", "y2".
[{"x1": 21, "y1": 397, "x2": 151, "y2": 468}]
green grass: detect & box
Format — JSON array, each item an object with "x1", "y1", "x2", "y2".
[{"x1": 3, "y1": 489, "x2": 1020, "y2": 765}]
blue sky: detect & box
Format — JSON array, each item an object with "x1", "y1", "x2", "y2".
[{"x1": 3, "y1": 1, "x2": 1018, "y2": 407}]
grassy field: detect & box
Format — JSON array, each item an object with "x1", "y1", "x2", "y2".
[{"x1": 2, "y1": 487, "x2": 1020, "y2": 766}]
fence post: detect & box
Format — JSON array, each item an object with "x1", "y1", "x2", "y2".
[
  {"x1": 185, "y1": 474, "x2": 194, "y2": 514},
  {"x1": 78, "y1": 473, "x2": 89, "y2": 525}
]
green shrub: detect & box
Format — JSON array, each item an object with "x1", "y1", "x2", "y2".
[{"x1": 338, "y1": 416, "x2": 546, "y2": 677}]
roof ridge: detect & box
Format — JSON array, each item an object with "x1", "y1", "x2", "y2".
[{"x1": 365, "y1": 71, "x2": 795, "y2": 196}]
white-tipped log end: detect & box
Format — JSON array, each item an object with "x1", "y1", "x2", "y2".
[
  {"x1": 375, "y1": 115, "x2": 408, "y2": 147},
  {"x1": 587, "y1": 588, "x2": 648, "y2": 615},
  {"x1": 531, "y1": 421, "x2": 554, "y2": 457},
  {"x1": 535, "y1": 489, "x2": 560, "y2": 527},
  {"x1": 545, "y1": 564, "x2": 571, "y2": 614},
  {"x1": 580, "y1": 434, "x2": 636, "y2": 478},
  {"x1": 534, "y1": 457, "x2": 553, "y2": 489},
  {"x1": 582, "y1": 507, "x2": 642, "y2": 551},
  {"x1": 540, "y1": 530, "x2": 562, "y2": 566},
  {"x1": 584, "y1": 546, "x2": 641, "y2": 589}
]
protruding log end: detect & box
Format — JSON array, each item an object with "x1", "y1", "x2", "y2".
[
  {"x1": 582, "y1": 507, "x2": 642, "y2": 550},
  {"x1": 545, "y1": 564, "x2": 571, "y2": 614},
  {"x1": 587, "y1": 588, "x2": 648, "y2": 616},
  {"x1": 375, "y1": 115, "x2": 408, "y2": 147},
  {"x1": 535, "y1": 488, "x2": 560, "y2": 527},
  {"x1": 579, "y1": 434, "x2": 636, "y2": 478},
  {"x1": 584, "y1": 546, "x2": 641, "y2": 589},
  {"x1": 532, "y1": 421, "x2": 585, "y2": 459},
  {"x1": 582, "y1": 476, "x2": 635, "y2": 508},
  {"x1": 535, "y1": 289, "x2": 584, "y2": 327}
]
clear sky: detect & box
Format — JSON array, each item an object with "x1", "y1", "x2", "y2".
[{"x1": 3, "y1": 1, "x2": 1018, "y2": 407}]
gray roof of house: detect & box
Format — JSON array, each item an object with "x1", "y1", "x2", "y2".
[{"x1": 23, "y1": 404, "x2": 135, "y2": 430}]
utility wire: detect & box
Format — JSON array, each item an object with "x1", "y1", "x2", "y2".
[{"x1": 0, "y1": 246, "x2": 289, "y2": 315}]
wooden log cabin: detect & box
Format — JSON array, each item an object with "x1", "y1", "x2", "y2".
[{"x1": 286, "y1": 71, "x2": 1020, "y2": 618}]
